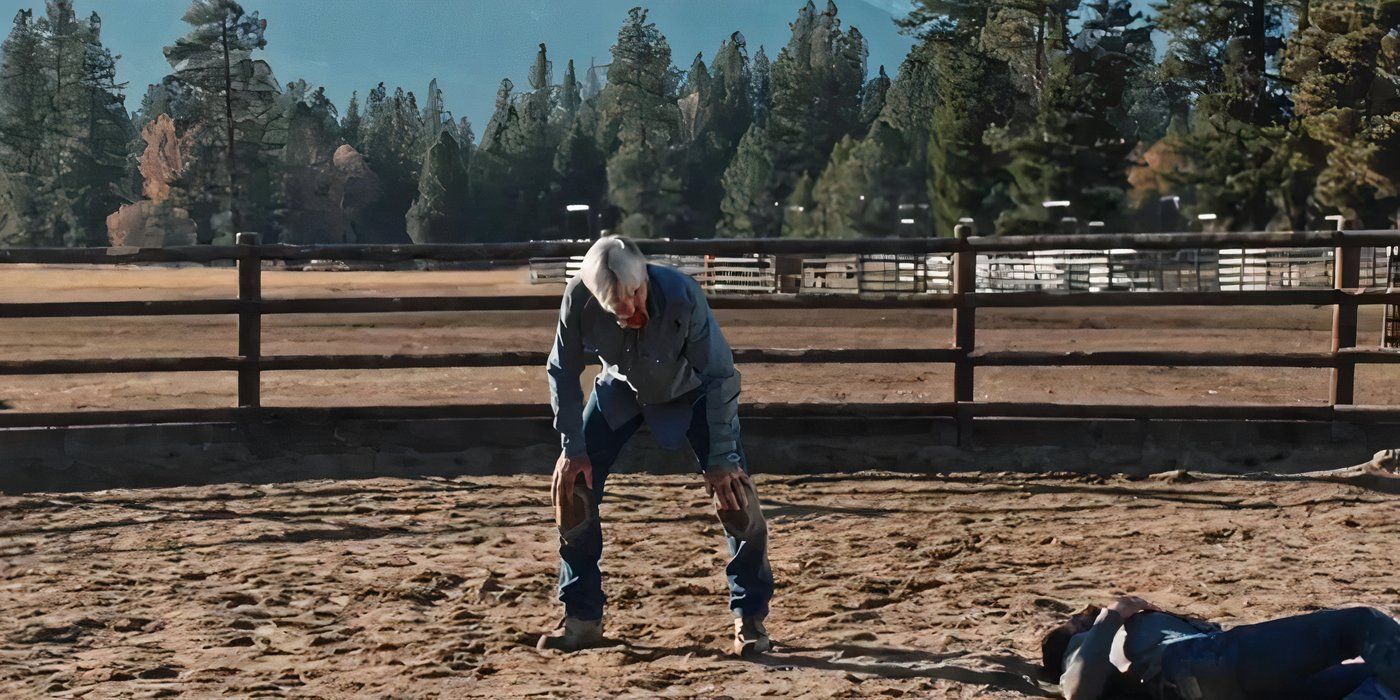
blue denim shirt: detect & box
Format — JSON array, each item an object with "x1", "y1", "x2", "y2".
[{"x1": 546, "y1": 264, "x2": 742, "y2": 469}]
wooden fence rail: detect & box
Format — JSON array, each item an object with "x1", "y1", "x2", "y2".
[{"x1": 4, "y1": 230, "x2": 1400, "y2": 432}]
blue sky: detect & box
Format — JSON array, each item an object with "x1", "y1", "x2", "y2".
[{"x1": 0, "y1": 0, "x2": 926, "y2": 130}]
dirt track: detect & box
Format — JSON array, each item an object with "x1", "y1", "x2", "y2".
[
  {"x1": 1, "y1": 472, "x2": 1397, "y2": 698},
  {"x1": 3, "y1": 265, "x2": 1398, "y2": 413}
]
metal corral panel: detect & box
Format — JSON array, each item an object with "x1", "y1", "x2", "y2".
[
  {"x1": 532, "y1": 245, "x2": 1394, "y2": 295},
  {"x1": 1386, "y1": 246, "x2": 1400, "y2": 348},
  {"x1": 528, "y1": 253, "x2": 776, "y2": 295}
]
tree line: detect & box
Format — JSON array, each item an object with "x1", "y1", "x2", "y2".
[{"x1": 1, "y1": 0, "x2": 1397, "y2": 247}]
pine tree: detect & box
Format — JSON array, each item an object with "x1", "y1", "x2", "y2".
[
  {"x1": 438, "y1": 114, "x2": 473, "y2": 180},
  {"x1": 767, "y1": 0, "x2": 867, "y2": 185},
  {"x1": 0, "y1": 169, "x2": 36, "y2": 246},
  {"x1": 0, "y1": 9, "x2": 49, "y2": 244},
  {"x1": 780, "y1": 171, "x2": 818, "y2": 237},
  {"x1": 901, "y1": 0, "x2": 1016, "y2": 235},
  {"x1": 554, "y1": 105, "x2": 607, "y2": 223},
  {"x1": 278, "y1": 81, "x2": 361, "y2": 243},
  {"x1": 559, "y1": 58, "x2": 581, "y2": 122},
  {"x1": 38, "y1": 1, "x2": 86, "y2": 162},
  {"x1": 161, "y1": 0, "x2": 281, "y2": 239},
  {"x1": 525, "y1": 43, "x2": 556, "y2": 148},
  {"x1": 718, "y1": 1, "x2": 868, "y2": 237},
  {"x1": 64, "y1": 10, "x2": 131, "y2": 245},
  {"x1": 1156, "y1": 0, "x2": 1298, "y2": 229},
  {"x1": 678, "y1": 31, "x2": 754, "y2": 237},
  {"x1": 928, "y1": 39, "x2": 1014, "y2": 235},
  {"x1": 711, "y1": 32, "x2": 755, "y2": 145},
  {"x1": 718, "y1": 123, "x2": 778, "y2": 237},
  {"x1": 1, "y1": 4, "x2": 130, "y2": 246},
  {"x1": 1284, "y1": 0, "x2": 1400, "y2": 227},
  {"x1": 421, "y1": 78, "x2": 447, "y2": 146},
  {"x1": 406, "y1": 130, "x2": 471, "y2": 243},
  {"x1": 682, "y1": 52, "x2": 711, "y2": 106},
  {"x1": 278, "y1": 81, "x2": 339, "y2": 175},
  {"x1": 858, "y1": 65, "x2": 891, "y2": 135},
  {"x1": 583, "y1": 57, "x2": 603, "y2": 101},
  {"x1": 751, "y1": 45, "x2": 771, "y2": 125},
  {"x1": 801, "y1": 45, "x2": 944, "y2": 238},
  {"x1": 599, "y1": 8, "x2": 681, "y2": 237},
  {"x1": 992, "y1": 0, "x2": 1149, "y2": 233},
  {"x1": 471, "y1": 43, "x2": 562, "y2": 240},
  {"x1": 342, "y1": 90, "x2": 362, "y2": 150},
  {"x1": 357, "y1": 83, "x2": 424, "y2": 242}
]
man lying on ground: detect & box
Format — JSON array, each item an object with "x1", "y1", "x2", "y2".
[
  {"x1": 1042, "y1": 595, "x2": 1400, "y2": 699},
  {"x1": 538, "y1": 235, "x2": 774, "y2": 657}
]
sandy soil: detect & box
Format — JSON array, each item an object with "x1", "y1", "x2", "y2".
[
  {"x1": 3, "y1": 265, "x2": 1398, "y2": 413},
  {"x1": 1, "y1": 472, "x2": 1397, "y2": 698}
]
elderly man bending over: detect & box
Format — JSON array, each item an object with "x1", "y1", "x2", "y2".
[{"x1": 537, "y1": 235, "x2": 775, "y2": 656}]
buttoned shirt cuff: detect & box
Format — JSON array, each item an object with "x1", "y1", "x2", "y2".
[
  {"x1": 705, "y1": 442, "x2": 741, "y2": 470},
  {"x1": 561, "y1": 434, "x2": 588, "y2": 458}
]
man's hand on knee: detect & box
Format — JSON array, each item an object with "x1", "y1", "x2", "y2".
[
  {"x1": 704, "y1": 465, "x2": 752, "y2": 511},
  {"x1": 552, "y1": 452, "x2": 594, "y2": 515}
]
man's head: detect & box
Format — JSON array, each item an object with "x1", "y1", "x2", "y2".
[
  {"x1": 1040, "y1": 605, "x2": 1101, "y2": 679},
  {"x1": 579, "y1": 235, "x2": 649, "y2": 329}
]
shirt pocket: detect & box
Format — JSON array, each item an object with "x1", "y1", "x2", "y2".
[
  {"x1": 640, "y1": 319, "x2": 685, "y2": 364},
  {"x1": 581, "y1": 328, "x2": 621, "y2": 363}
]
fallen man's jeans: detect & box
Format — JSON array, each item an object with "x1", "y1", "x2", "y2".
[{"x1": 1153, "y1": 607, "x2": 1400, "y2": 700}]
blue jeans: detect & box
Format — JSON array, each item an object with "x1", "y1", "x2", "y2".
[
  {"x1": 1155, "y1": 608, "x2": 1400, "y2": 700},
  {"x1": 556, "y1": 389, "x2": 774, "y2": 622}
]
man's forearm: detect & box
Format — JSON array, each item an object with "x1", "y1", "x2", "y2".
[
  {"x1": 703, "y1": 373, "x2": 741, "y2": 468},
  {"x1": 681, "y1": 284, "x2": 743, "y2": 469},
  {"x1": 1060, "y1": 609, "x2": 1123, "y2": 700},
  {"x1": 549, "y1": 280, "x2": 587, "y2": 456},
  {"x1": 548, "y1": 369, "x2": 586, "y2": 456}
]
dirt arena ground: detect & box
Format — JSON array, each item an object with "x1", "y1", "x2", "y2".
[
  {"x1": 2, "y1": 264, "x2": 1398, "y2": 413},
  {"x1": 2, "y1": 471, "x2": 1398, "y2": 698}
]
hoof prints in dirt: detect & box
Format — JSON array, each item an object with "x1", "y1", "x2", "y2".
[{"x1": 0, "y1": 473, "x2": 1397, "y2": 697}]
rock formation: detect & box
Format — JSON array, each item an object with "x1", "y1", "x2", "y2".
[{"x1": 106, "y1": 115, "x2": 200, "y2": 247}]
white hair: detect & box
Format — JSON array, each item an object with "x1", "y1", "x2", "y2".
[{"x1": 579, "y1": 235, "x2": 647, "y2": 313}]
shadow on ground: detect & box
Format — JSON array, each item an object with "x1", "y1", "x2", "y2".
[
  {"x1": 609, "y1": 640, "x2": 1057, "y2": 697},
  {"x1": 760, "y1": 644, "x2": 1056, "y2": 697}
]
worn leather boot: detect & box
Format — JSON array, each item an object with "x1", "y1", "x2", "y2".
[
  {"x1": 733, "y1": 615, "x2": 771, "y2": 656},
  {"x1": 536, "y1": 616, "x2": 604, "y2": 652}
]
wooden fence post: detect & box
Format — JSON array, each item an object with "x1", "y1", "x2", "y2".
[
  {"x1": 952, "y1": 223, "x2": 976, "y2": 444},
  {"x1": 236, "y1": 232, "x2": 262, "y2": 409},
  {"x1": 1331, "y1": 233, "x2": 1360, "y2": 407}
]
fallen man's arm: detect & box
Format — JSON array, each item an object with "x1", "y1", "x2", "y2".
[{"x1": 1060, "y1": 608, "x2": 1123, "y2": 700}]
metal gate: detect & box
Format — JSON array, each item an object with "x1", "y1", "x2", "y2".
[{"x1": 1385, "y1": 246, "x2": 1400, "y2": 348}]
